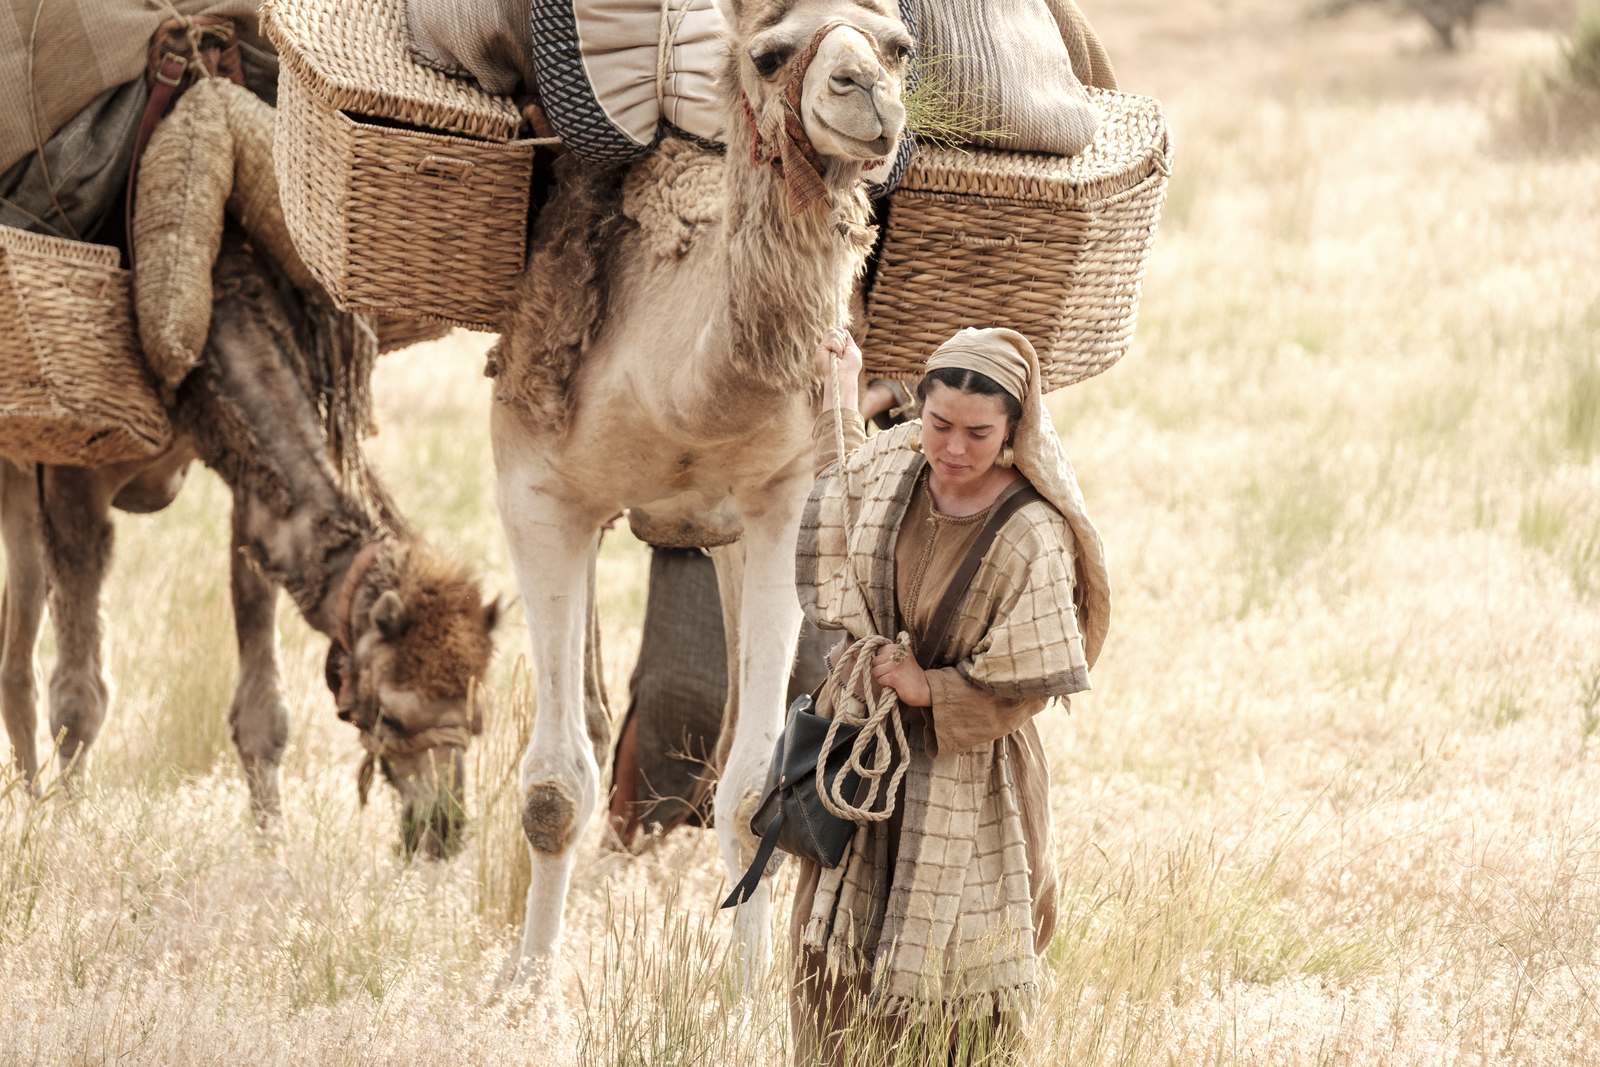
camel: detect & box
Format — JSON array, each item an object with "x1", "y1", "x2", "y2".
[
  {"x1": 0, "y1": 231, "x2": 499, "y2": 858},
  {"x1": 488, "y1": 0, "x2": 911, "y2": 980}
]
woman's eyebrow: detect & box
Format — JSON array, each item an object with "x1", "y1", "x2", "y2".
[{"x1": 927, "y1": 411, "x2": 996, "y2": 431}]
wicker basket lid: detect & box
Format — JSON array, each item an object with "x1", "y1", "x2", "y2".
[
  {"x1": 899, "y1": 89, "x2": 1171, "y2": 203},
  {"x1": 260, "y1": 0, "x2": 522, "y2": 143}
]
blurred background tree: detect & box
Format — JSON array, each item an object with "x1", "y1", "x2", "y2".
[{"x1": 1320, "y1": 0, "x2": 1503, "y2": 50}]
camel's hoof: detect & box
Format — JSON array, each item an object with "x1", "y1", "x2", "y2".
[{"x1": 521, "y1": 779, "x2": 578, "y2": 854}]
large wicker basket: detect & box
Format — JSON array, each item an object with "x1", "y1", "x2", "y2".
[
  {"x1": 261, "y1": 0, "x2": 537, "y2": 332},
  {"x1": 863, "y1": 89, "x2": 1173, "y2": 392},
  {"x1": 0, "y1": 226, "x2": 172, "y2": 467}
]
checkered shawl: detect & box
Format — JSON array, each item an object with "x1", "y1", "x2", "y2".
[{"x1": 794, "y1": 419, "x2": 1108, "y2": 1017}]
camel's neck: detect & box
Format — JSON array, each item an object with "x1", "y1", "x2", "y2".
[
  {"x1": 179, "y1": 237, "x2": 379, "y2": 637},
  {"x1": 709, "y1": 91, "x2": 872, "y2": 403}
]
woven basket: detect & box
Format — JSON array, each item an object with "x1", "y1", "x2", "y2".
[
  {"x1": 262, "y1": 0, "x2": 537, "y2": 332},
  {"x1": 0, "y1": 226, "x2": 172, "y2": 467},
  {"x1": 862, "y1": 88, "x2": 1173, "y2": 392}
]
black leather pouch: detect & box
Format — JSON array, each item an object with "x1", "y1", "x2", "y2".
[{"x1": 720, "y1": 692, "x2": 875, "y2": 908}]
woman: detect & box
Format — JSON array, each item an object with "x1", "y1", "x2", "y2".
[{"x1": 791, "y1": 326, "x2": 1111, "y2": 1065}]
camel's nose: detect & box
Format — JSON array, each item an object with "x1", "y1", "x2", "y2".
[{"x1": 829, "y1": 63, "x2": 884, "y2": 97}]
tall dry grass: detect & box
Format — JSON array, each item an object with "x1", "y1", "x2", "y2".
[{"x1": 3, "y1": 8, "x2": 1600, "y2": 1064}]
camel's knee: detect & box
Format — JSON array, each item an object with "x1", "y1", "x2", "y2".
[{"x1": 522, "y1": 779, "x2": 582, "y2": 855}]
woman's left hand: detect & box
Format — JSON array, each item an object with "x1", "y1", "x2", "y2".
[{"x1": 871, "y1": 644, "x2": 931, "y2": 708}]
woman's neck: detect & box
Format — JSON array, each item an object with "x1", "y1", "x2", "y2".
[{"x1": 925, "y1": 465, "x2": 1021, "y2": 518}]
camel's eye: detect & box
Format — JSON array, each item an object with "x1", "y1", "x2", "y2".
[
  {"x1": 893, "y1": 42, "x2": 912, "y2": 63},
  {"x1": 751, "y1": 49, "x2": 786, "y2": 78}
]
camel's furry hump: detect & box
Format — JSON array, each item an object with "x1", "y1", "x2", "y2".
[{"x1": 487, "y1": 155, "x2": 632, "y2": 431}]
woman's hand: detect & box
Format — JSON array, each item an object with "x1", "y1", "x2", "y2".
[
  {"x1": 871, "y1": 643, "x2": 931, "y2": 708},
  {"x1": 814, "y1": 327, "x2": 863, "y2": 412}
]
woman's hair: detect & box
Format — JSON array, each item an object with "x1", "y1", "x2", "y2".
[{"x1": 915, "y1": 367, "x2": 1024, "y2": 430}]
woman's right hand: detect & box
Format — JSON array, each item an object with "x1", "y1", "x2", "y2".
[{"x1": 814, "y1": 327, "x2": 863, "y2": 411}]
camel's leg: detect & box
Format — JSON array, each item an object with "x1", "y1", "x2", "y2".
[
  {"x1": 496, "y1": 434, "x2": 607, "y2": 982},
  {"x1": 583, "y1": 553, "x2": 612, "y2": 773},
  {"x1": 37, "y1": 466, "x2": 116, "y2": 775},
  {"x1": 713, "y1": 468, "x2": 809, "y2": 983},
  {"x1": 0, "y1": 460, "x2": 45, "y2": 788},
  {"x1": 227, "y1": 492, "x2": 290, "y2": 823}
]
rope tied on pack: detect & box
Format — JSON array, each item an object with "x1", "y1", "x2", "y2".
[{"x1": 654, "y1": 0, "x2": 697, "y2": 117}]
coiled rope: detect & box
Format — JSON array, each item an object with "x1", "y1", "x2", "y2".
[{"x1": 815, "y1": 631, "x2": 916, "y2": 821}]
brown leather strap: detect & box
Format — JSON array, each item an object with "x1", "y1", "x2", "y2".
[
  {"x1": 124, "y1": 50, "x2": 188, "y2": 270},
  {"x1": 124, "y1": 16, "x2": 244, "y2": 269},
  {"x1": 336, "y1": 540, "x2": 390, "y2": 651},
  {"x1": 915, "y1": 484, "x2": 1046, "y2": 672}
]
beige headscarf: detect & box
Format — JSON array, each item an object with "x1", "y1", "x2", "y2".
[{"x1": 923, "y1": 327, "x2": 1111, "y2": 668}]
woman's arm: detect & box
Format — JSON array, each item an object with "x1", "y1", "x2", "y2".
[
  {"x1": 867, "y1": 647, "x2": 1049, "y2": 757},
  {"x1": 812, "y1": 327, "x2": 867, "y2": 478},
  {"x1": 923, "y1": 670, "x2": 1050, "y2": 758}
]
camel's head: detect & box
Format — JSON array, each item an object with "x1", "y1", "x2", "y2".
[
  {"x1": 721, "y1": 0, "x2": 911, "y2": 172},
  {"x1": 330, "y1": 540, "x2": 499, "y2": 859}
]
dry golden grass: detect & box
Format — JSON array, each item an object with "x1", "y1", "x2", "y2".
[{"x1": 4, "y1": 5, "x2": 1600, "y2": 1064}]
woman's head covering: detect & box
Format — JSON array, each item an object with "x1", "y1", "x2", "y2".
[
  {"x1": 922, "y1": 328, "x2": 1112, "y2": 668},
  {"x1": 925, "y1": 332, "x2": 1029, "y2": 404}
]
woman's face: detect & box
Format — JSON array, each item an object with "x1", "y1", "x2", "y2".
[{"x1": 920, "y1": 382, "x2": 1013, "y2": 491}]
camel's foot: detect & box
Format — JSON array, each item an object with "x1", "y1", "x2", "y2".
[{"x1": 240, "y1": 758, "x2": 283, "y2": 827}]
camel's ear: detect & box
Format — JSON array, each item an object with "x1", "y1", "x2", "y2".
[
  {"x1": 713, "y1": 0, "x2": 740, "y2": 31},
  {"x1": 482, "y1": 595, "x2": 502, "y2": 633},
  {"x1": 372, "y1": 590, "x2": 408, "y2": 640}
]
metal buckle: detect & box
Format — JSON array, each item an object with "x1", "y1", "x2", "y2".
[{"x1": 154, "y1": 52, "x2": 188, "y2": 88}]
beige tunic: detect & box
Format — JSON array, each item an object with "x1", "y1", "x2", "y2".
[{"x1": 789, "y1": 411, "x2": 1065, "y2": 1062}]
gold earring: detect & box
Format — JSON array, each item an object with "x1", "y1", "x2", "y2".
[
  {"x1": 997, "y1": 444, "x2": 1015, "y2": 469},
  {"x1": 908, "y1": 432, "x2": 921, "y2": 453}
]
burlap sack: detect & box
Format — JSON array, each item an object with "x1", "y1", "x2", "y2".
[
  {"x1": 911, "y1": 0, "x2": 1098, "y2": 155},
  {"x1": 134, "y1": 76, "x2": 231, "y2": 392},
  {"x1": 136, "y1": 75, "x2": 315, "y2": 391},
  {"x1": 618, "y1": 547, "x2": 831, "y2": 836}
]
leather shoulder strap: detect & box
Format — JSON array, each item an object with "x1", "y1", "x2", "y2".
[{"x1": 916, "y1": 485, "x2": 1046, "y2": 672}]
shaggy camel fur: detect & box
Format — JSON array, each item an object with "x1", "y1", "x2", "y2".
[
  {"x1": 489, "y1": 0, "x2": 910, "y2": 982},
  {"x1": 0, "y1": 233, "x2": 498, "y2": 858}
]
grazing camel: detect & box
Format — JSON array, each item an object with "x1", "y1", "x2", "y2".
[
  {"x1": 489, "y1": 0, "x2": 910, "y2": 980},
  {"x1": 0, "y1": 233, "x2": 498, "y2": 857}
]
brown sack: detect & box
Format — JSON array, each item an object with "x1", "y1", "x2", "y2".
[{"x1": 133, "y1": 76, "x2": 231, "y2": 392}]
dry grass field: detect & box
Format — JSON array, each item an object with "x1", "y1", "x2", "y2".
[{"x1": 4, "y1": 2, "x2": 1600, "y2": 1063}]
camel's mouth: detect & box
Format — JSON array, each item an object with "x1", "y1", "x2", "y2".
[{"x1": 811, "y1": 111, "x2": 894, "y2": 160}]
